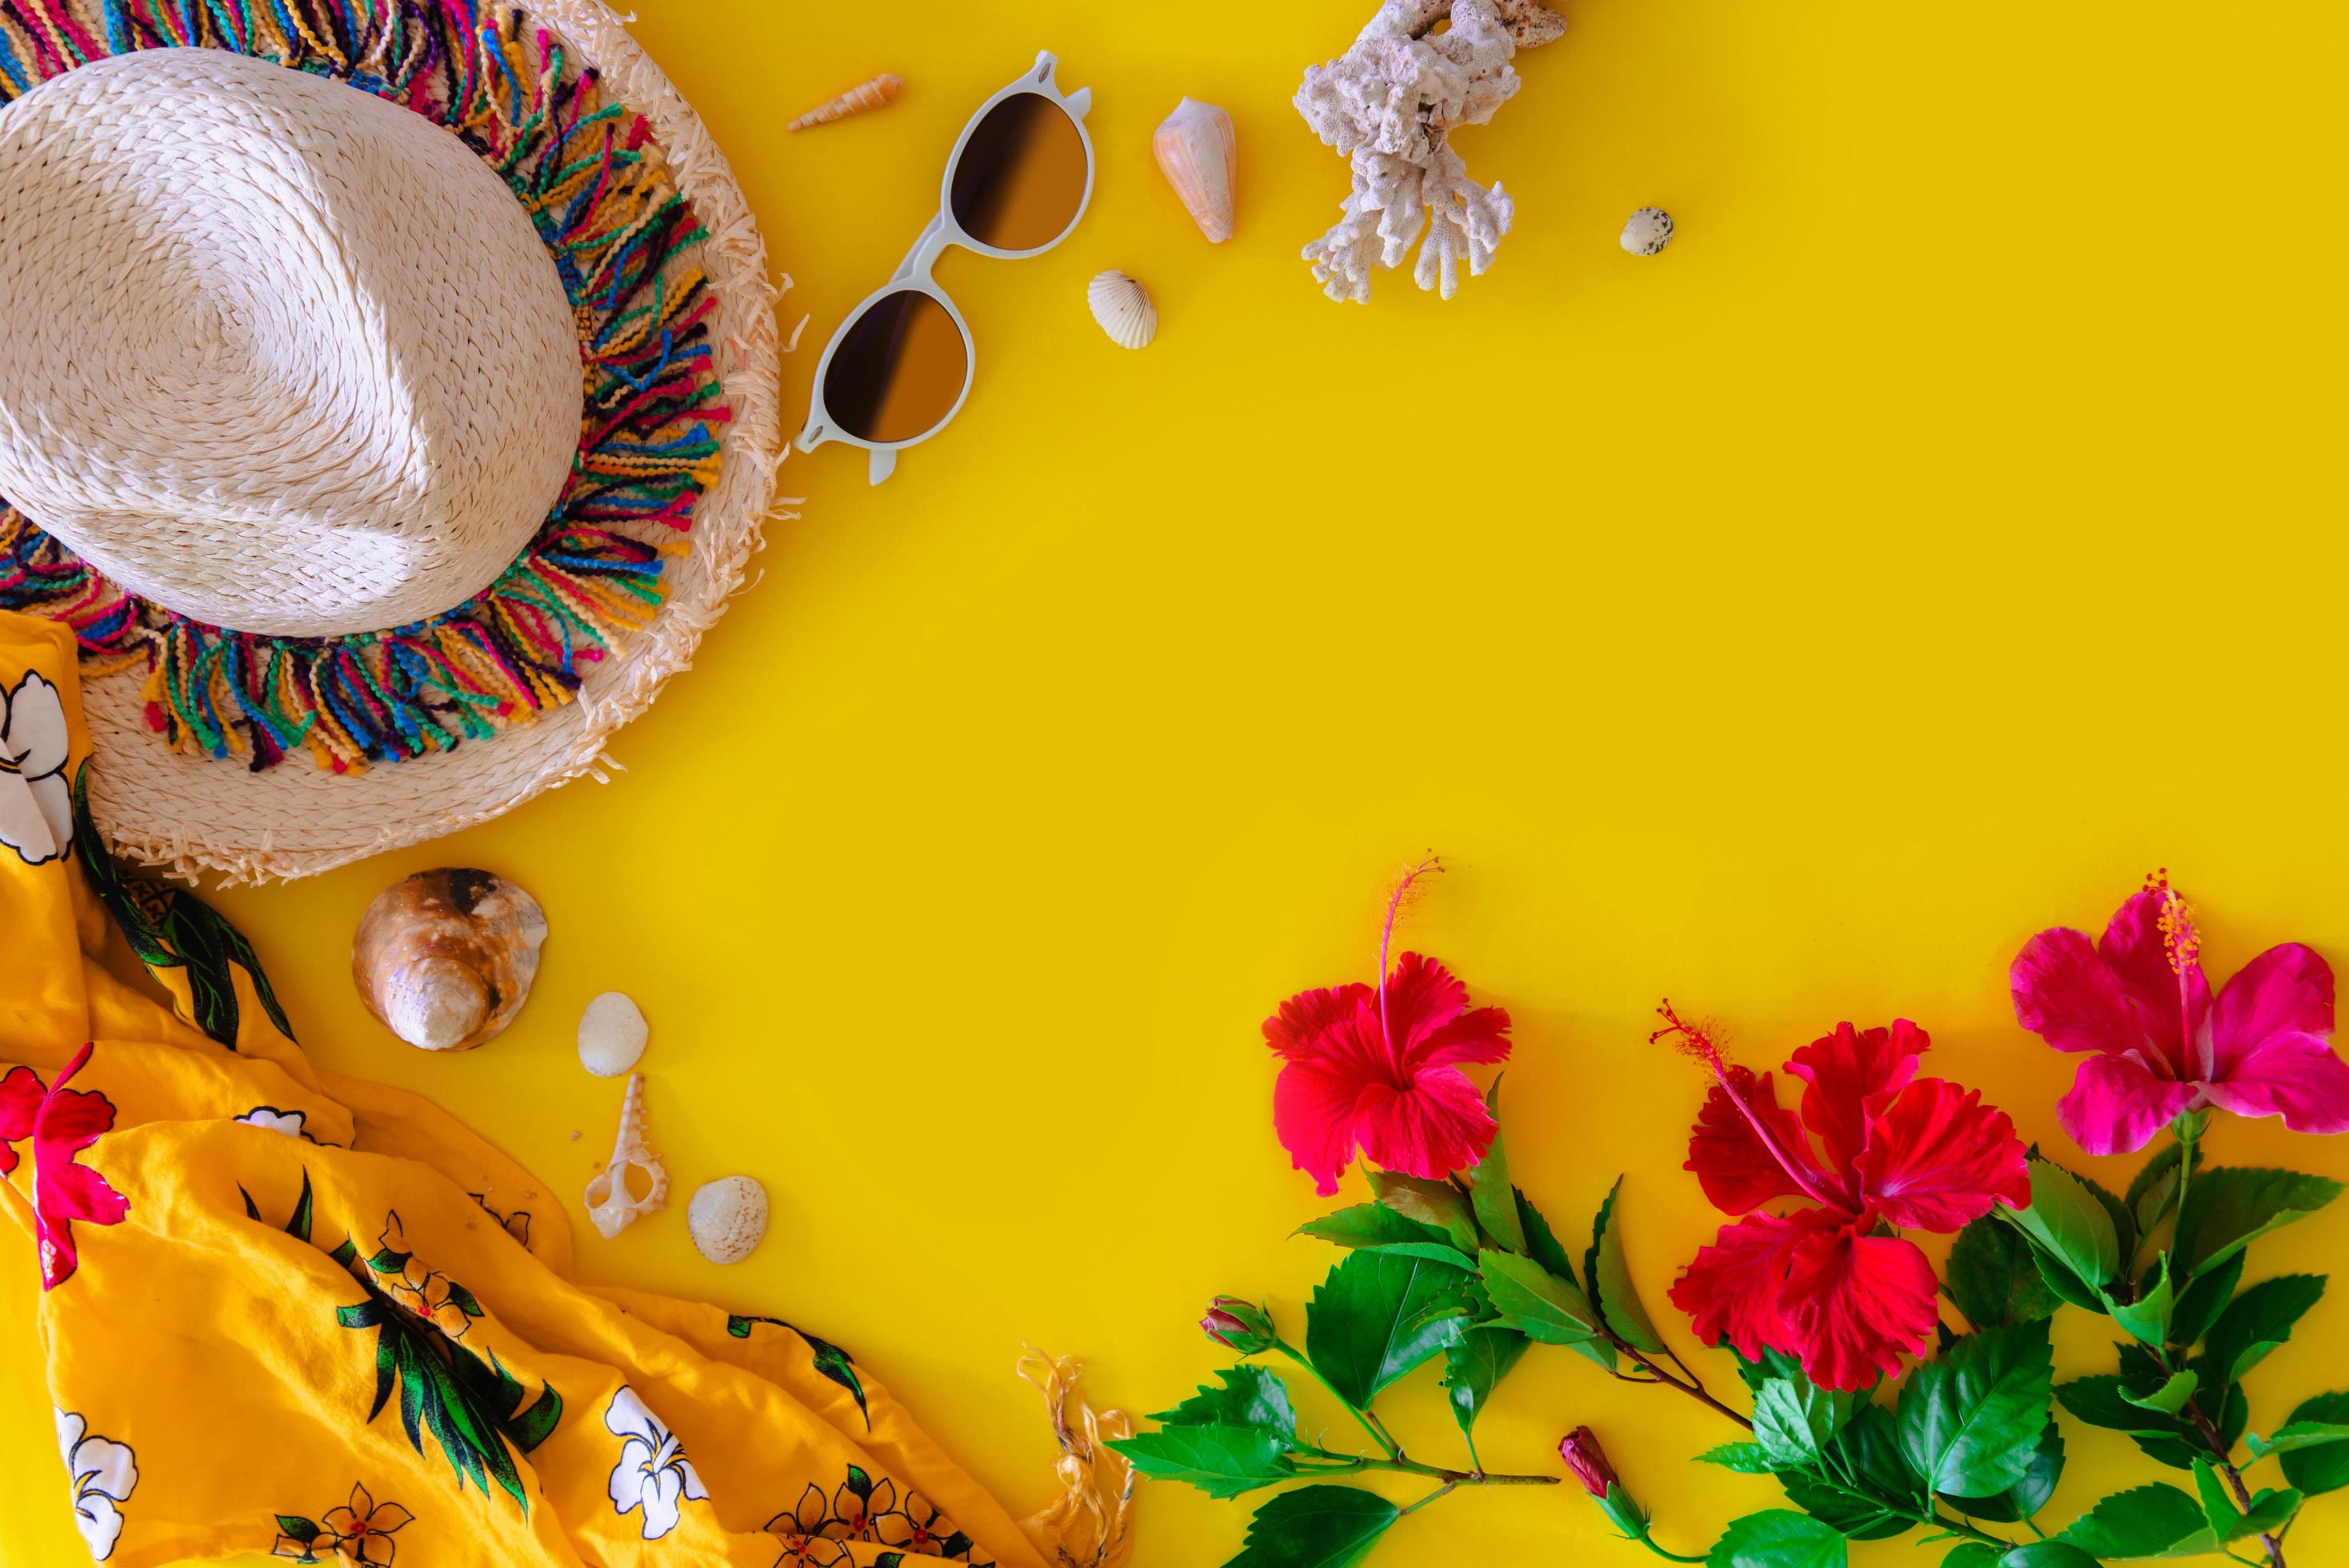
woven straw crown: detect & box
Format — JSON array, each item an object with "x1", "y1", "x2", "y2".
[
  {"x1": 0, "y1": 47, "x2": 583, "y2": 638},
  {"x1": 0, "y1": 0, "x2": 783, "y2": 883}
]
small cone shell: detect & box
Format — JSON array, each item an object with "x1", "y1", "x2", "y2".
[
  {"x1": 788, "y1": 72, "x2": 902, "y2": 132},
  {"x1": 583, "y1": 1074, "x2": 667, "y2": 1240},
  {"x1": 1153, "y1": 98, "x2": 1236, "y2": 242}
]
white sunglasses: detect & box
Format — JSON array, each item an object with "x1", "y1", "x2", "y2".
[{"x1": 795, "y1": 52, "x2": 1096, "y2": 485}]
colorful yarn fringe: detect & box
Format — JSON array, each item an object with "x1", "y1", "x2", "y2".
[{"x1": 0, "y1": 0, "x2": 728, "y2": 772}]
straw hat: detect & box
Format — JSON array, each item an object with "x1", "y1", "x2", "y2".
[{"x1": 0, "y1": 0, "x2": 782, "y2": 882}]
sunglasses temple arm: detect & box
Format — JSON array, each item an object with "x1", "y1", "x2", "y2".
[{"x1": 868, "y1": 446, "x2": 898, "y2": 486}]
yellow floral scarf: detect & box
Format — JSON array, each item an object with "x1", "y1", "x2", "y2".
[{"x1": 0, "y1": 611, "x2": 1129, "y2": 1567}]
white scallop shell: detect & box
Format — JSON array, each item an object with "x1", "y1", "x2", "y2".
[
  {"x1": 577, "y1": 991, "x2": 648, "y2": 1078},
  {"x1": 686, "y1": 1176, "x2": 769, "y2": 1265},
  {"x1": 1620, "y1": 207, "x2": 1675, "y2": 256},
  {"x1": 583, "y1": 1074, "x2": 666, "y2": 1240},
  {"x1": 1087, "y1": 270, "x2": 1155, "y2": 350}
]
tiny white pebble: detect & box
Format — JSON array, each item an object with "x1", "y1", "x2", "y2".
[{"x1": 1620, "y1": 206, "x2": 1675, "y2": 256}]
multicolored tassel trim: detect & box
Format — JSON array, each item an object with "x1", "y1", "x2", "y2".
[{"x1": 0, "y1": 0, "x2": 728, "y2": 773}]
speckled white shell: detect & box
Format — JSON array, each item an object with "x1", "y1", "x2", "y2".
[
  {"x1": 1620, "y1": 207, "x2": 1675, "y2": 256},
  {"x1": 577, "y1": 991, "x2": 648, "y2": 1078},
  {"x1": 686, "y1": 1176, "x2": 769, "y2": 1265},
  {"x1": 1087, "y1": 270, "x2": 1156, "y2": 350}
]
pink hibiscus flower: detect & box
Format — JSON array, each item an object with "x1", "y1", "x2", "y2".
[
  {"x1": 0, "y1": 1043, "x2": 130, "y2": 1289},
  {"x1": 1659, "y1": 1006, "x2": 2029, "y2": 1390},
  {"x1": 2011, "y1": 874, "x2": 2349, "y2": 1155},
  {"x1": 1264, "y1": 863, "x2": 1511, "y2": 1195}
]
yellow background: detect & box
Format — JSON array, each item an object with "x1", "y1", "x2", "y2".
[{"x1": 6, "y1": 1, "x2": 2349, "y2": 1562}]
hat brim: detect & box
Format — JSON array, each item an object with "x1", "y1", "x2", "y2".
[{"x1": 77, "y1": 0, "x2": 785, "y2": 884}]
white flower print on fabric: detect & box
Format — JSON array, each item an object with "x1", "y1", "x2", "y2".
[
  {"x1": 54, "y1": 1408, "x2": 137, "y2": 1562},
  {"x1": 235, "y1": 1107, "x2": 307, "y2": 1139},
  {"x1": 605, "y1": 1386, "x2": 708, "y2": 1541},
  {"x1": 2, "y1": 670, "x2": 72, "y2": 866}
]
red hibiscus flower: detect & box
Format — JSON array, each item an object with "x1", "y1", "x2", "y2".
[
  {"x1": 1657, "y1": 1006, "x2": 2028, "y2": 1390},
  {"x1": 1264, "y1": 864, "x2": 1511, "y2": 1195},
  {"x1": 0, "y1": 1044, "x2": 129, "y2": 1289}
]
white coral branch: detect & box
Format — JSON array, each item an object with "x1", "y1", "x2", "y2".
[{"x1": 1294, "y1": 0, "x2": 1561, "y2": 303}]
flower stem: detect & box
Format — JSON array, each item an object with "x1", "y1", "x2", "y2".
[
  {"x1": 2182, "y1": 1395, "x2": 2287, "y2": 1568},
  {"x1": 1613, "y1": 1339, "x2": 1753, "y2": 1430},
  {"x1": 1272, "y1": 1342, "x2": 1399, "y2": 1461},
  {"x1": 1398, "y1": 1481, "x2": 1457, "y2": 1517},
  {"x1": 1638, "y1": 1542, "x2": 1707, "y2": 1565}
]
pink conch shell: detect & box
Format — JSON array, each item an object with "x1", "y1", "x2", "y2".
[
  {"x1": 1153, "y1": 98, "x2": 1236, "y2": 242},
  {"x1": 583, "y1": 1074, "x2": 667, "y2": 1240}
]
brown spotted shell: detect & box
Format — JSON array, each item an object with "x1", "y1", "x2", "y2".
[{"x1": 352, "y1": 868, "x2": 546, "y2": 1050}]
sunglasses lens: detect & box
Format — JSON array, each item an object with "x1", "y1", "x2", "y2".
[
  {"x1": 950, "y1": 92, "x2": 1088, "y2": 252},
  {"x1": 821, "y1": 289, "x2": 969, "y2": 446}
]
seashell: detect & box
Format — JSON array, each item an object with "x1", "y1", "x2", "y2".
[
  {"x1": 584, "y1": 1074, "x2": 667, "y2": 1240},
  {"x1": 1620, "y1": 207, "x2": 1675, "y2": 256},
  {"x1": 577, "y1": 991, "x2": 648, "y2": 1078},
  {"x1": 352, "y1": 869, "x2": 546, "y2": 1052},
  {"x1": 686, "y1": 1176, "x2": 769, "y2": 1265},
  {"x1": 1153, "y1": 98, "x2": 1237, "y2": 243},
  {"x1": 1087, "y1": 270, "x2": 1155, "y2": 350},
  {"x1": 787, "y1": 72, "x2": 902, "y2": 132}
]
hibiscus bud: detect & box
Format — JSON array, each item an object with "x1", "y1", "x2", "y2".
[
  {"x1": 1560, "y1": 1426, "x2": 1648, "y2": 1540},
  {"x1": 1200, "y1": 1296, "x2": 1278, "y2": 1354}
]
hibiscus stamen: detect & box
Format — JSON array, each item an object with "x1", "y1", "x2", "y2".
[
  {"x1": 1375, "y1": 855, "x2": 1443, "y2": 1052},
  {"x1": 2147, "y1": 869, "x2": 2212, "y2": 1078},
  {"x1": 1651, "y1": 1001, "x2": 1852, "y2": 1215}
]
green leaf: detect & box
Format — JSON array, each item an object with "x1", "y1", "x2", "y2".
[
  {"x1": 1466, "y1": 1081, "x2": 1528, "y2": 1252},
  {"x1": 1943, "y1": 1547, "x2": 2002, "y2": 1568},
  {"x1": 1298, "y1": 1202, "x2": 1451, "y2": 1252},
  {"x1": 1895, "y1": 1321, "x2": 2055, "y2": 1498},
  {"x1": 2278, "y1": 1391, "x2": 2349, "y2": 1496},
  {"x1": 2229, "y1": 1487, "x2": 2300, "y2": 1541},
  {"x1": 1151, "y1": 1365, "x2": 1299, "y2": 1441},
  {"x1": 2205, "y1": 1274, "x2": 2325, "y2": 1382},
  {"x1": 1998, "y1": 1546, "x2": 2101, "y2": 1568},
  {"x1": 2192, "y1": 1458, "x2": 2238, "y2": 1537},
  {"x1": 1753, "y1": 1374, "x2": 1858, "y2": 1468},
  {"x1": 1515, "y1": 1187, "x2": 1581, "y2": 1283},
  {"x1": 2056, "y1": 1482, "x2": 2215, "y2": 1558},
  {"x1": 2120, "y1": 1370, "x2": 2197, "y2": 1417},
  {"x1": 1586, "y1": 1176, "x2": 1667, "y2": 1352},
  {"x1": 275, "y1": 1517, "x2": 320, "y2": 1543},
  {"x1": 1476, "y1": 1249, "x2": 1600, "y2": 1345},
  {"x1": 1358, "y1": 1241, "x2": 1478, "y2": 1270},
  {"x1": 1947, "y1": 1425, "x2": 2065, "y2": 1524},
  {"x1": 2168, "y1": 1250, "x2": 2243, "y2": 1348},
  {"x1": 2249, "y1": 1419, "x2": 2349, "y2": 1459},
  {"x1": 1948, "y1": 1214, "x2": 2061, "y2": 1330},
  {"x1": 1367, "y1": 1170, "x2": 1479, "y2": 1254},
  {"x1": 1442, "y1": 1324, "x2": 1528, "y2": 1437},
  {"x1": 1227, "y1": 1486, "x2": 1399, "y2": 1568},
  {"x1": 2083, "y1": 1171, "x2": 2139, "y2": 1266},
  {"x1": 2057, "y1": 1375, "x2": 2186, "y2": 1438},
  {"x1": 1786, "y1": 1404, "x2": 1919, "y2": 1541},
  {"x1": 1305, "y1": 1250, "x2": 1470, "y2": 1408},
  {"x1": 1706, "y1": 1510, "x2": 1847, "y2": 1568},
  {"x1": 2174, "y1": 1167, "x2": 2343, "y2": 1278},
  {"x1": 2127, "y1": 1140, "x2": 2196, "y2": 1235},
  {"x1": 2004, "y1": 1157, "x2": 2120, "y2": 1290},
  {"x1": 2107, "y1": 1255, "x2": 2173, "y2": 1347},
  {"x1": 1105, "y1": 1426, "x2": 1293, "y2": 1499},
  {"x1": 1695, "y1": 1442, "x2": 1775, "y2": 1474}
]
